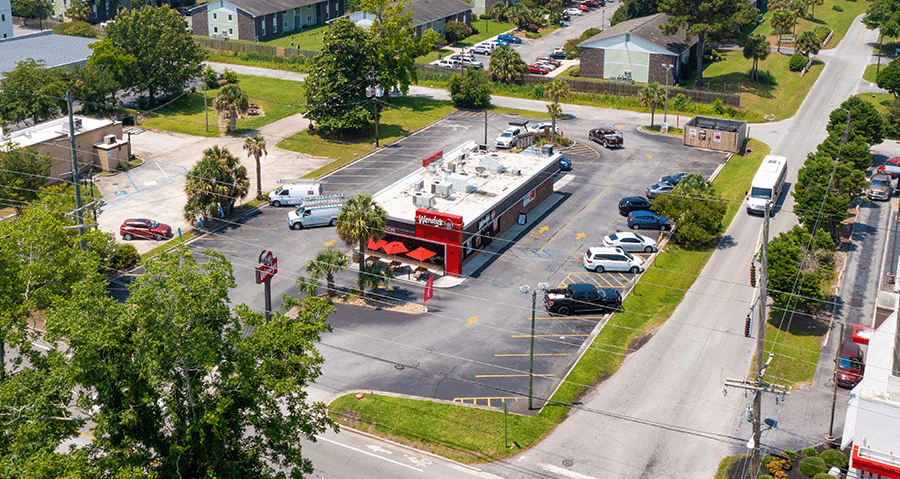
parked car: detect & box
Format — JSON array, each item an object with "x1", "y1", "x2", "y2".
[
  {"x1": 576, "y1": 4, "x2": 589, "y2": 11},
  {"x1": 589, "y1": 127, "x2": 624, "y2": 148},
  {"x1": 528, "y1": 63, "x2": 550, "y2": 74},
  {"x1": 495, "y1": 127, "x2": 522, "y2": 148},
  {"x1": 472, "y1": 43, "x2": 494, "y2": 55},
  {"x1": 559, "y1": 157, "x2": 573, "y2": 171},
  {"x1": 497, "y1": 33, "x2": 522, "y2": 44},
  {"x1": 544, "y1": 283, "x2": 621, "y2": 315},
  {"x1": 582, "y1": 246, "x2": 644, "y2": 273},
  {"x1": 488, "y1": 39, "x2": 509, "y2": 47},
  {"x1": 660, "y1": 172, "x2": 687, "y2": 185},
  {"x1": 120, "y1": 218, "x2": 172, "y2": 241},
  {"x1": 533, "y1": 122, "x2": 562, "y2": 136},
  {"x1": 867, "y1": 173, "x2": 893, "y2": 201},
  {"x1": 836, "y1": 341, "x2": 865, "y2": 388},
  {"x1": 550, "y1": 48, "x2": 568, "y2": 59},
  {"x1": 646, "y1": 181, "x2": 674, "y2": 199},
  {"x1": 533, "y1": 60, "x2": 557, "y2": 71},
  {"x1": 535, "y1": 56, "x2": 561, "y2": 67},
  {"x1": 602, "y1": 232, "x2": 658, "y2": 253},
  {"x1": 618, "y1": 196, "x2": 652, "y2": 216},
  {"x1": 628, "y1": 211, "x2": 671, "y2": 230},
  {"x1": 877, "y1": 156, "x2": 900, "y2": 178},
  {"x1": 451, "y1": 53, "x2": 476, "y2": 62},
  {"x1": 437, "y1": 59, "x2": 460, "y2": 68},
  {"x1": 583, "y1": 0, "x2": 601, "y2": 6},
  {"x1": 566, "y1": 7, "x2": 582, "y2": 15}
]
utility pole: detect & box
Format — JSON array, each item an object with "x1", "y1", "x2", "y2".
[
  {"x1": 662, "y1": 64, "x2": 674, "y2": 124},
  {"x1": 67, "y1": 90, "x2": 86, "y2": 251},
  {"x1": 484, "y1": 109, "x2": 488, "y2": 146},
  {"x1": 529, "y1": 289, "x2": 536, "y2": 410},
  {"x1": 725, "y1": 203, "x2": 791, "y2": 477},
  {"x1": 204, "y1": 81, "x2": 209, "y2": 133},
  {"x1": 366, "y1": 69, "x2": 384, "y2": 147}
]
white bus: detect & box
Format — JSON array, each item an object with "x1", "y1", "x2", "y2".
[{"x1": 747, "y1": 155, "x2": 787, "y2": 215}]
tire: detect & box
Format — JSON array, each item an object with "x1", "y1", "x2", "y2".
[
  {"x1": 594, "y1": 265, "x2": 605, "y2": 273},
  {"x1": 290, "y1": 222, "x2": 301, "y2": 230},
  {"x1": 329, "y1": 218, "x2": 337, "y2": 226},
  {"x1": 123, "y1": 233, "x2": 133, "y2": 241},
  {"x1": 629, "y1": 266, "x2": 640, "y2": 274},
  {"x1": 153, "y1": 234, "x2": 162, "y2": 241},
  {"x1": 557, "y1": 305, "x2": 572, "y2": 316},
  {"x1": 632, "y1": 224, "x2": 640, "y2": 230},
  {"x1": 663, "y1": 224, "x2": 671, "y2": 231},
  {"x1": 272, "y1": 200, "x2": 281, "y2": 207},
  {"x1": 644, "y1": 246, "x2": 654, "y2": 253}
]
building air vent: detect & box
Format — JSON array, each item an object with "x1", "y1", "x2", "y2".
[
  {"x1": 413, "y1": 192, "x2": 436, "y2": 208},
  {"x1": 431, "y1": 180, "x2": 453, "y2": 198},
  {"x1": 104, "y1": 134, "x2": 116, "y2": 145}
]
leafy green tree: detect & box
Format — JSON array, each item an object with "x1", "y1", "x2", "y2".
[
  {"x1": 46, "y1": 246, "x2": 337, "y2": 478},
  {"x1": 65, "y1": 0, "x2": 92, "y2": 22},
  {"x1": 651, "y1": 173, "x2": 726, "y2": 245},
  {"x1": 362, "y1": 0, "x2": 440, "y2": 95},
  {"x1": 302, "y1": 18, "x2": 374, "y2": 132},
  {"x1": 69, "y1": 62, "x2": 122, "y2": 112},
  {"x1": 11, "y1": 0, "x2": 53, "y2": 28},
  {"x1": 637, "y1": 83, "x2": 665, "y2": 126},
  {"x1": 53, "y1": 20, "x2": 97, "y2": 37},
  {"x1": 767, "y1": 225, "x2": 834, "y2": 311},
  {"x1": 795, "y1": 30, "x2": 820, "y2": 56},
  {"x1": 877, "y1": 59, "x2": 900, "y2": 98},
  {"x1": 243, "y1": 135, "x2": 267, "y2": 200},
  {"x1": 444, "y1": 20, "x2": 471, "y2": 42},
  {"x1": 489, "y1": 45, "x2": 527, "y2": 84},
  {"x1": 214, "y1": 84, "x2": 250, "y2": 133},
  {"x1": 306, "y1": 248, "x2": 349, "y2": 299},
  {"x1": 356, "y1": 263, "x2": 393, "y2": 298},
  {"x1": 785, "y1": 0, "x2": 807, "y2": 37},
  {"x1": 336, "y1": 193, "x2": 387, "y2": 276},
  {"x1": 864, "y1": 0, "x2": 900, "y2": 63},
  {"x1": 742, "y1": 34, "x2": 770, "y2": 81},
  {"x1": 660, "y1": 0, "x2": 757, "y2": 87},
  {"x1": 89, "y1": 5, "x2": 206, "y2": 105},
  {"x1": 184, "y1": 145, "x2": 249, "y2": 224},
  {"x1": 771, "y1": 9, "x2": 795, "y2": 53},
  {"x1": 0, "y1": 60, "x2": 68, "y2": 126},
  {"x1": 826, "y1": 96, "x2": 885, "y2": 145},
  {"x1": 791, "y1": 146, "x2": 865, "y2": 238},
  {"x1": 611, "y1": 0, "x2": 660, "y2": 25},
  {"x1": 449, "y1": 68, "x2": 491, "y2": 109},
  {"x1": 489, "y1": 2, "x2": 508, "y2": 21},
  {"x1": 0, "y1": 141, "x2": 52, "y2": 211},
  {"x1": 545, "y1": 78, "x2": 570, "y2": 143}
]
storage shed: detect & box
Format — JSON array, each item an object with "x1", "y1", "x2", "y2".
[{"x1": 683, "y1": 116, "x2": 747, "y2": 153}]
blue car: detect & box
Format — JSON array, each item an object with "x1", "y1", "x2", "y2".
[
  {"x1": 559, "y1": 157, "x2": 572, "y2": 171},
  {"x1": 627, "y1": 211, "x2": 671, "y2": 231},
  {"x1": 497, "y1": 33, "x2": 522, "y2": 44}
]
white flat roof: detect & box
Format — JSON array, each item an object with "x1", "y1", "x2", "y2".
[
  {"x1": 374, "y1": 141, "x2": 560, "y2": 227},
  {"x1": 6, "y1": 116, "x2": 115, "y2": 148}
]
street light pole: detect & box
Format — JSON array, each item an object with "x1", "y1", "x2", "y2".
[
  {"x1": 529, "y1": 289, "x2": 536, "y2": 410},
  {"x1": 366, "y1": 69, "x2": 384, "y2": 147},
  {"x1": 826, "y1": 320, "x2": 845, "y2": 444},
  {"x1": 662, "y1": 63, "x2": 674, "y2": 124}
]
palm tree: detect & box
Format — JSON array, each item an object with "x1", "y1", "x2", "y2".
[
  {"x1": 806, "y1": 0, "x2": 824, "y2": 20},
  {"x1": 243, "y1": 135, "x2": 267, "y2": 200},
  {"x1": 306, "y1": 248, "x2": 349, "y2": 299},
  {"x1": 788, "y1": 0, "x2": 806, "y2": 38},
  {"x1": 544, "y1": 78, "x2": 570, "y2": 143},
  {"x1": 356, "y1": 263, "x2": 393, "y2": 299},
  {"x1": 213, "y1": 84, "x2": 250, "y2": 133},
  {"x1": 742, "y1": 34, "x2": 771, "y2": 81},
  {"x1": 183, "y1": 145, "x2": 249, "y2": 224},
  {"x1": 489, "y1": 45, "x2": 527, "y2": 84},
  {"x1": 637, "y1": 83, "x2": 665, "y2": 127},
  {"x1": 335, "y1": 193, "x2": 387, "y2": 276},
  {"x1": 794, "y1": 30, "x2": 820, "y2": 57},
  {"x1": 771, "y1": 10, "x2": 794, "y2": 53},
  {"x1": 489, "y1": 3, "x2": 507, "y2": 21}
]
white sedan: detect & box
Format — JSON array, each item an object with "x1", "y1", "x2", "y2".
[
  {"x1": 602, "y1": 232, "x2": 658, "y2": 253},
  {"x1": 566, "y1": 7, "x2": 583, "y2": 16},
  {"x1": 533, "y1": 122, "x2": 562, "y2": 136}
]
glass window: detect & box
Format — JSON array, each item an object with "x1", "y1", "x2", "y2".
[
  {"x1": 228, "y1": 14, "x2": 232, "y2": 21},
  {"x1": 213, "y1": 26, "x2": 218, "y2": 33},
  {"x1": 228, "y1": 28, "x2": 233, "y2": 34},
  {"x1": 212, "y1": 12, "x2": 217, "y2": 19},
  {"x1": 750, "y1": 187, "x2": 772, "y2": 199}
]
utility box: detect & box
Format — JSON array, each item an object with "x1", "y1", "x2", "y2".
[{"x1": 683, "y1": 116, "x2": 747, "y2": 153}]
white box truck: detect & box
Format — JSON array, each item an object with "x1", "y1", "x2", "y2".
[
  {"x1": 747, "y1": 155, "x2": 787, "y2": 215},
  {"x1": 268, "y1": 181, "x2": 324, "y2": 207}
]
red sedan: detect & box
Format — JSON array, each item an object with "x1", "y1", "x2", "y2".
[
  {"x1": 528, "y1": 63, "x2": 549, "y2": 75},
  {"x1": 120, "y1": 218, "x2": 172, "y2": 241},
  {"x1": 576, "y1": 4, "x2": 589, "y2": 11}
]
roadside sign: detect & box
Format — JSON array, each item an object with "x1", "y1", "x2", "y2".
[
  {"x1": 424, "y1": 275, "x2": 434, "y2": 302},
  {"x1": 256, "y1": 250, "x2": 278, "y2": 284}
]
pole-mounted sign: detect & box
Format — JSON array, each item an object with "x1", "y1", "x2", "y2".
[{"x1": 256, "y1": 250, "x2": 278, "y2": 322}]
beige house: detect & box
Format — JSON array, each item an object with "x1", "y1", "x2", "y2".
[{"x1": 7, "y1": 116, "x2": 131, "y2": 184}]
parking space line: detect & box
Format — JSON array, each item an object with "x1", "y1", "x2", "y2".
[
  {"x1": 195, "y1": 237, "x2": 258, "y2": 241},
  {"x1": 328, "y1": 174, "x2": 379, "y2": 178},
  {"x1": 494, "y1": 353, "x2": 569, "y2": 357},
  {"x1": 453, "y1": 396, "x2": 520, "y2": 407},
  {"x1": 475, "y1": 374, "x2": 554, "y2": 378},
  {"x1": 512, "y1": 334, "x2": 589, "y2": 338}
]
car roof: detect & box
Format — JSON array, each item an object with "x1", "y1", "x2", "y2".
[
  {"x1": 840, "y1": 341, "x2": 862, "y2": 358},
  {"x1": 872, "y1": 173, "x2": 891, "y2": 180},
  {"x1": 630, "y1": 210, "x2": 658, "y2": 217},
  {"x1": 586, "y1": 246, "x2": 622, "y2": 254},
  {"x1": 621, "y1": 196, "x2": 648, "y2": 203},
  {"x1": 609, "y1": 232, "x2": 639, "y2": 240},
  {"x1": 568, "y1": 283, "x2": 596, "y2": 292}
]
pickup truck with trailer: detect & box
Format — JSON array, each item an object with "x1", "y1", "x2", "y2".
[{"x1": 543, "y1": 283, "x2": 621, "y2": 315}]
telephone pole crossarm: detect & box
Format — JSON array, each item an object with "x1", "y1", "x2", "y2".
[{"x1": 724, "y1": 378, "x2": 791, "y2": 395}]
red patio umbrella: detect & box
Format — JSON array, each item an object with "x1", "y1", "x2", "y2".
[
  {"x1": 367, "y1": 238, "x2": 388, "y2": 251},
  {"x1": 382, "y1": 241, "x2": 409, "y2": 255},
  {"x1": 406, "y1": 247, "x2": 436, "y2": 262}
]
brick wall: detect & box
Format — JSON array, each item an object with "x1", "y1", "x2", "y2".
[
  {"x1": 646, "y1": 53, "x2": 677, "y2": 85},
  {"x1": 192, "y1": 7, "x2": 208, "y2": 37},
  {"x1": 237, "y1": 9, "x2": 253, "y2": 41},
  {"x1": 579, "y1": 47, "x2": 604, "y2": 79}
]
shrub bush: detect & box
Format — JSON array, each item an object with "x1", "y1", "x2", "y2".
[
  {"x1": 480, "y1": 13, "x2": 492, "y2": 20},
  {"x1": 671, "y1": 93, "x2": 694, "y2": 112},
  {"x1": 812, "y1": 473, "x2": 834, "y2": 479},
  {"x1": 814, "y1": 26, "x2": 831, "y2": 43},
  {"x1": 760, "y1": 456, "x2": 776, "y2": 468},
  {"x1": 713, "y1": 99, "x2": 725, "y2": 114},
  {"x1": 819, "y1": 449, "x2": 848, "y2": 469},
  {"x1": 444, "y1": 21, "x2": 471, "y2": 43},
  {"x1": 532, "y1": 84, "x2": 545, "y2": 99},
  {"x1": 569, "y1": 66, "x2": 580, "y2": 77},
  {"x1": 222, "y1": 68, "x2": 239, "y2": 85},
  {"x1": 789, "y1": 52, "x2": 807, "y2": 71},
  {"x1": 803, "y1": 447, "x2": 818, "y2": 457},
  {"x1": 832, "y1": 4, "x2": 843, "y2": 10},
  {"x1": 768, "y1": 458, "x2": 792, "y2": 474},
  {"x1": 108, "y1": 243, "x2": 140, "y2": 271},
  {"x1": 53, "y1": 21, "x2": 97, "y2": 38},
  {"x1": 799, "y1": 456, "x2": 828, "y2": 477}
]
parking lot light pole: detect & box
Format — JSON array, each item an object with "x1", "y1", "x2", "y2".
[
  {"x1": 366, "y1": 70, "x2": 384, "y2": 147},
  {"x1": 662, "y1": 64, "x2": 674, "y2": 124},
  {"x1": 521, "y1": 283, "x2": 548, "y2": 410}
]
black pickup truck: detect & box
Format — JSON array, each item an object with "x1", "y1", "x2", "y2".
[{"x1": 543, "y1": 283, "x2": 621, "y2": 315}]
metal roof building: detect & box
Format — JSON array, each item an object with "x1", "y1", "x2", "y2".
[{"x1": 0, "y1": 30, "x2": 98, "y2": 76}]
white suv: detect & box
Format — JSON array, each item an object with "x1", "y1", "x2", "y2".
[
  {"x1": 495, "y1": 127, "x2": 522, "y2": 148},
  {"x1": 582, "y1": 246, "x2": 644, "y2": 273}
]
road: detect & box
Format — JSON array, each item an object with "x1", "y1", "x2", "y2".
[{"x1": 479, "y1": 14, "x2": 883, "y2": 479}]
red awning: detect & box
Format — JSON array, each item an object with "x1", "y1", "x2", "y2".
[
  {"x1": 383, "y1": 241, "x2": 409, "y2": 255},
  {"x1": 407, "y1": 247, "x2": 436, "y2": 262},
  {"x1": 367, "y1": 238, "x2": 388, "y2": 251},
  {"x1": 853, "y1": 325, "x2": 874, "y2": 345}
]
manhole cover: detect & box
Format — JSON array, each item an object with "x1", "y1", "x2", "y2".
[
  {"x1": 114, "y1": 191, "x2": 128, "y2": 196},
  {"x1": 562, "y1": 459, "x2": 574, "y2": 467}
]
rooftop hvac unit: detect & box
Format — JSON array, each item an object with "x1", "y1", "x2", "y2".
[
  {"x1": 478, "y1": 155, "x2": 503, "y2": 173},
  {"x1": 541, "y1": 145, "x2": 553, "y2": 156},
  {"x1": 412, "y1": 179, "x2": 424, "y2": 191},
  {"x1": 474, "y1": 166, "x2": 487, "y2": 176},
  {"x1": 431, "y1": 180, "x2": 453, "y2": 198},
  {"x1": 448, "y1": 173, "x2": 474, "y2": 195},
  {"x1": 445, "y1": 162, "x2": 456, "y2": 173},
  {"x1": 104, "y1": 135, "x2": 116, "y2": 145},
  {"x1": 510, "y1": 169, "x2": 521, "y2": 176},
  {"x1": 413, "y1": 192, "x2": 437, "y2": 208}
]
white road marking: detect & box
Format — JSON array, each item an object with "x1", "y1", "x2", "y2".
[
  {"x1": 314, "y1": 435, "x2": 423, "y2": 472},
  {"x1": 540, "y1": 463, "x2": 600, "y2": 479},
  {"x1": 366, "y1": 444, "x2": 392, "y2": 455}
]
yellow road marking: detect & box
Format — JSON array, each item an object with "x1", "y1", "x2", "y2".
[
  {"x1": 475, "y1": 374, "x2": 554, "y2": 378},
  {"x1": 256, "y1": 227, "x2": 279, "y2": 231},
  {"x1": 512, "y1": 334, "x2": 589, "y2": 337},
  {"x1": 325, "y1": 239, "x2": 335, "y2": 247},
  {"x1": 466, "y1": 316, "x2": 478, "y2": 327},
  {"x1": 79, "y1": 430, "x2": 97, "y2": 440},
  {"x1": 494, "y1": 353, "x2": 569, "y2": 357},
  {"x1": 646, "y1": 154, "x2": 653, "y2": 159},
  {"x1": 576, "y1": 232, "x2": 585, "y2": 239},
  {"x1": 197, "y1": 237, "x2": 258, "y2": 241}
]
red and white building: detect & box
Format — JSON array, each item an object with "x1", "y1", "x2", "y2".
[
  {"x1": 369, "y1": 141, "x2": 561, "y2": 277},
  {"x1": 842, "y1": 309, "x2": 900, "y2": 479}
]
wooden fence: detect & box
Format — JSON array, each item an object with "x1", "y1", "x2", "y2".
[{"x1": 194, "y1": 37, "x2": 318, "y2": 59}]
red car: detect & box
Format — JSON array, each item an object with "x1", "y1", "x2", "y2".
[
  {"x1": 589, "y1": 127, "x2": 624, "y2": 148},
  {"x1": 120, "y1": 218, "x2": 172, "y2": 241},
  {"x1": 584, "y1": 0, "x2": 601, "y2": 6},
  {"x1": 576, "y1": 4, "x2": 589, "y2": 11},
  {"x1": 836, "y1": 342, "x2": 865, "y2": 388},
  {"x1": 528, "y1": 63, "x2": 549, "y2": 75},
  {"x1": 535, "y1": 56, "x2": 562, "y2": 67},
  {"x1": 877, "y1": 156, "x2": 900, "y2": 178}
]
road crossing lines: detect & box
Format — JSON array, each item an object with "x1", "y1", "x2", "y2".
[{"x1": 562, "y1": 141, "x2": 600, "y2": 158}]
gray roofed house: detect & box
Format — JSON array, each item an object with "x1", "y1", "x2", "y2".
[
  {"x1": 191, "y1": 0, "x2": 345, "y2": 42},
  {"x1": 577, "y1": 13, "x2": 697, "y2": 85},
  {"x1": 336, "y1": 0, "x2": 472, "y2": 37},
  {"x1": 0, "y1": 31, "x2": 98, "y2": 77}
]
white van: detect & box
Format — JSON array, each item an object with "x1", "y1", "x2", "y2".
[
  {"x1": 437, "y1": 59, "x2": 460, "y2": 68},
  {"x1": 286, "y1": 195, "x2": 347, "y2": 229},
  {"x1": 747, "y1": 155, "x2": 787, "y2": 214},
  {"x1": 582, "y1": 246, "x2": 645, "y2": 273},
  {"x1": 268, "y1": 182, "x2": 324, "y2": 207}
]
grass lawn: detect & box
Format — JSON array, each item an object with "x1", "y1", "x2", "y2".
[
  {"x1": 858, "y1": 91, "x2": 894, "y2": 116},
  {"x1": 456, "y1": 20, "x2": 517, "y2": 48},
  {"x1": 251, "y1": 24, "x2": 329, "y2": 51},
  {"x1": 750, "y1": 0, "x2": 869, "y2": 48},
  {"x1": 326, "y1": 140, "x2": 770, "y2": 463},
  {"x1": 142, "y1": 74, "x2": 303, "y2": 137},
  {"x1": 760, "y1": 311, "x2": 826, "y2": 387}
]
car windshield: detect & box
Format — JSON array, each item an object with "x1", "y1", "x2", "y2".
[
  {"x1": 608, "y1": 233, "x2": 618, "y2": 241},
  {"x1": 750, "y1": 187, "x2": 773, "y2": 199},
  {"x1": 147, "y1": 220, "x2": 159, "y2": 228},
  {"x1": 500, "y1": 132, "x2": 513, "y2": 138},
  {"x1": 839, "y1": 357, "x2": 860, "y2": 369},
  {"x1": 623, "y1": 251, "x2": 635, "y2": 260},
  {"x1": 872, "y1": 179, "x2": 890, "y2": 187}
]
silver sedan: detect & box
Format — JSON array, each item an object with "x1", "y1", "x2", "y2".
[{"x1": 602, "y1": 232, "x2": 658, "y2": 253}]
